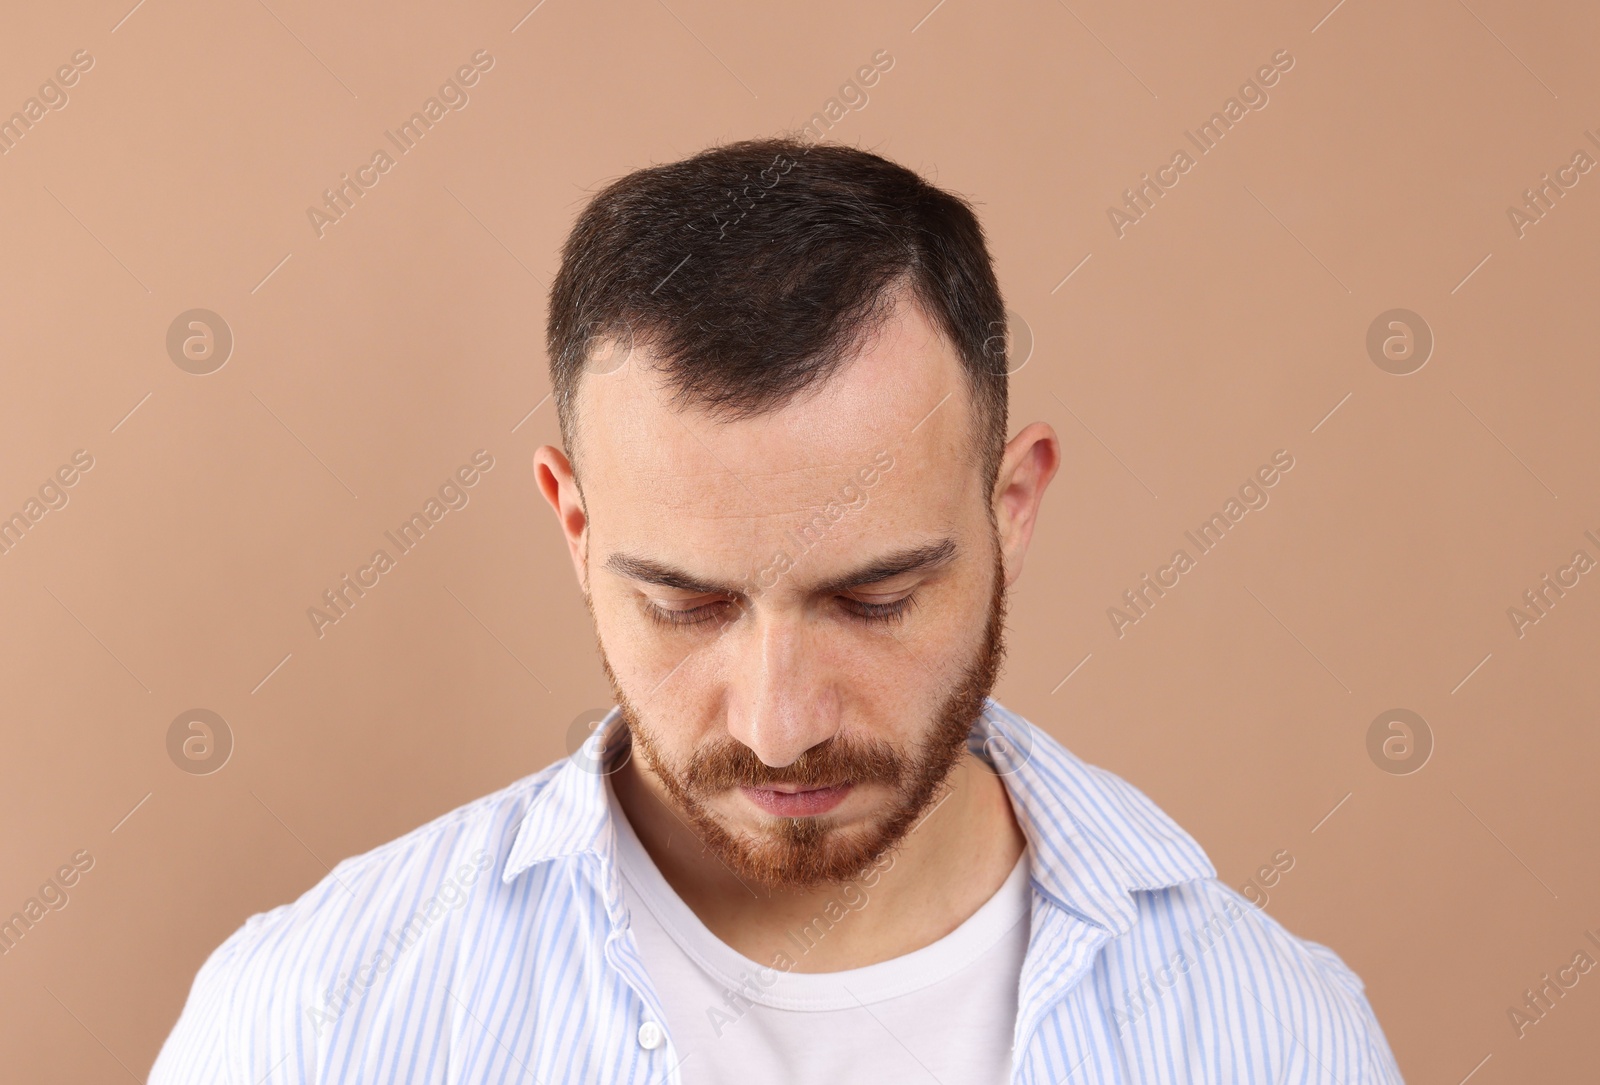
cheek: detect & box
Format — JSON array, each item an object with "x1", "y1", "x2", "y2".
[
  {"x1": 591, "y1": 594, "x2": 727, "y2": 742},
  {"x1": 592, "y1": 587, "x2": 697, "y2": 682},
  {"x1": 841, "y1": 579, "x2": 994, "y2": 736}
]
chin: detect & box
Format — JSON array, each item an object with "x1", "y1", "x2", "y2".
[{"x1": 701, "y1": 797, "x2": 903, "y2": 890}]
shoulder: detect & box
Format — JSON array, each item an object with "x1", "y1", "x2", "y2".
[
  {"x1": 982, "y1": 702, "x2": 1402, "y2": 1079},
  {"x1": 149, "y1": 760, "x2": 569, "y2": 1084},
  {"x1": 1106, "y1": 878, "x2": 1404, "y2": 1081},
  {"x1": 246, "y1": 757, "x2": 567, "y2": 947}
]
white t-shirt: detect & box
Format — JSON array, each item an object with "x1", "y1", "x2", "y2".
[{"x1": 606, "y1": 780, "x2": 1032, "y2": 1083}]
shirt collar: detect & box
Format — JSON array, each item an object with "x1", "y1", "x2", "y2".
[
  {"x1": 968, "y1": 699, "x2": 1215, "y2": 936},
  {"x1": 502, "y1": 699, "x2": 1215, "y2": 937},
  {"x1": 501, "y1": 709, "x2": 624, "y2": 877}
]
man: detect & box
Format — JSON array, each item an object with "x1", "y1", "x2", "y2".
[{"x1": 151, "y1": 138, "x2": 1403, "y2": 1083}]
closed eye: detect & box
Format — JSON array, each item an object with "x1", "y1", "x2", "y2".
[
  {"x1": 839, "y1": 591, "x2": 916, "y2": 625},
  {"x1": 642, "y1": 596, "x2": 738, "y2": 628},
  {"x1": 641, "y1": 592, "x2": 916, "y2": 629}
]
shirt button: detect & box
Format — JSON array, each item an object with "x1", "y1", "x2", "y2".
[{"x1": 637, "y1": 1020, "x2": 665, "y2": 1050}]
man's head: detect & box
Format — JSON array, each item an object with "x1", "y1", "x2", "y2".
[{"x1": 535, "y1": 138, "x2": 1058, "y2": 890}]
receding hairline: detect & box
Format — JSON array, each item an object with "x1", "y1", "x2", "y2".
[{"x1": 560, "y1": 286, "x2": 989, "y2": 488}]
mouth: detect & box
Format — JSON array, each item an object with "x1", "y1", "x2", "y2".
[{"x1": 739, "y1": 782, "x2": 853, "y2": 817}]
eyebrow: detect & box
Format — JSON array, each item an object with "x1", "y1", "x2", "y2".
[{"x1": 603, "y1": 537, "x2": 959, "y2": 597}]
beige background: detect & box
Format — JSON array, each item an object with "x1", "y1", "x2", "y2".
[{"x1": 1, "y1": 0, "x2": 1596, "y2": 1080}]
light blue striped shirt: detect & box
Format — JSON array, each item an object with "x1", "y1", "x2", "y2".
[{"x1": 150, "y1": 699, "x2": 1404, "y2": 1083}]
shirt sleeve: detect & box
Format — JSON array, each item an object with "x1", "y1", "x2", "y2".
[
  {"x1": 1298, "y1": 936, "x2": 1407, "y2": 1083},
  {"x1": 147, "y1": 914, "x2": 267, "y2": 1085}
]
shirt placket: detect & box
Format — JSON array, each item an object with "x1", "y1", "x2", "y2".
[
  {"x1": 602, "y1": 925, "x2": 686, "y2": 1085},
  {"x1": 578, "y1": 848, "x2": 686, "y2": 1085}
]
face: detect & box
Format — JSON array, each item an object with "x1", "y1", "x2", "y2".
[
  {"x1": 596, "y1": 544, "x2": 1006, "y2": 888},
  {"x1": 538, "y1": 292, "x2": 1057, "y2": 890}
]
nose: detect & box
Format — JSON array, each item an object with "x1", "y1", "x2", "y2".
[{"x1": 722, "y1": 608, "x2": 840, "y2": 767}]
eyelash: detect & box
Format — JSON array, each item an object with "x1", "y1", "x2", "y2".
[
  {"x1": 643, "y1": 594, "x2": 915, "y2": 629},
  {"x1": 643, "y1": 599, "x2": 735, "y2": 628},
  {"x1": 842, "y1": 595, "x2": 915, "y2": 625}
]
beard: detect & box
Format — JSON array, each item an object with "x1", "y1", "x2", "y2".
[{"x1": 592, "y1": 543, "x2": 1008, "y2": 892}]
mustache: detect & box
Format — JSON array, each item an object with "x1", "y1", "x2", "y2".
[{"x1": 676, "y1": 733, "x2": 909, "y2": 792}]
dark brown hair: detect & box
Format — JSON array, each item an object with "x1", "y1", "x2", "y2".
[{"x1": 546, "y1": 136, "x2": 1009, "y2": 488}]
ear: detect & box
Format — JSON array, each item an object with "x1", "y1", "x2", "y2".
[
  {"x1": 534, "y1": 445, "x2": 589, "y2": 591},
  {"x1": 991, "y1": 422, "x2": 1060, "y2": 587}
]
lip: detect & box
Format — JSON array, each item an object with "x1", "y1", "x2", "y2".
[{"x1": 740, "y1": 783, "x2": 853, "y2": 817}]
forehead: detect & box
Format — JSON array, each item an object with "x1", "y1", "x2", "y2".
[{"x1": 572, "y1": 298, "x2": 981, "y2": 558}]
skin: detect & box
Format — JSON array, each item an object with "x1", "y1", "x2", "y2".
[{"x1": 534, "y1": 291, "x2": 1060, "y2": 971}]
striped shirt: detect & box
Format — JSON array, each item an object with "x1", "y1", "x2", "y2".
[{"x1": 149, "y1": 699, "x2": 1405, "y2": 1083}]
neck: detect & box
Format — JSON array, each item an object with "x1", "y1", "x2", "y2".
[{"x1": 609, "y1": 749, "x2": 1027, "y2": 972}]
